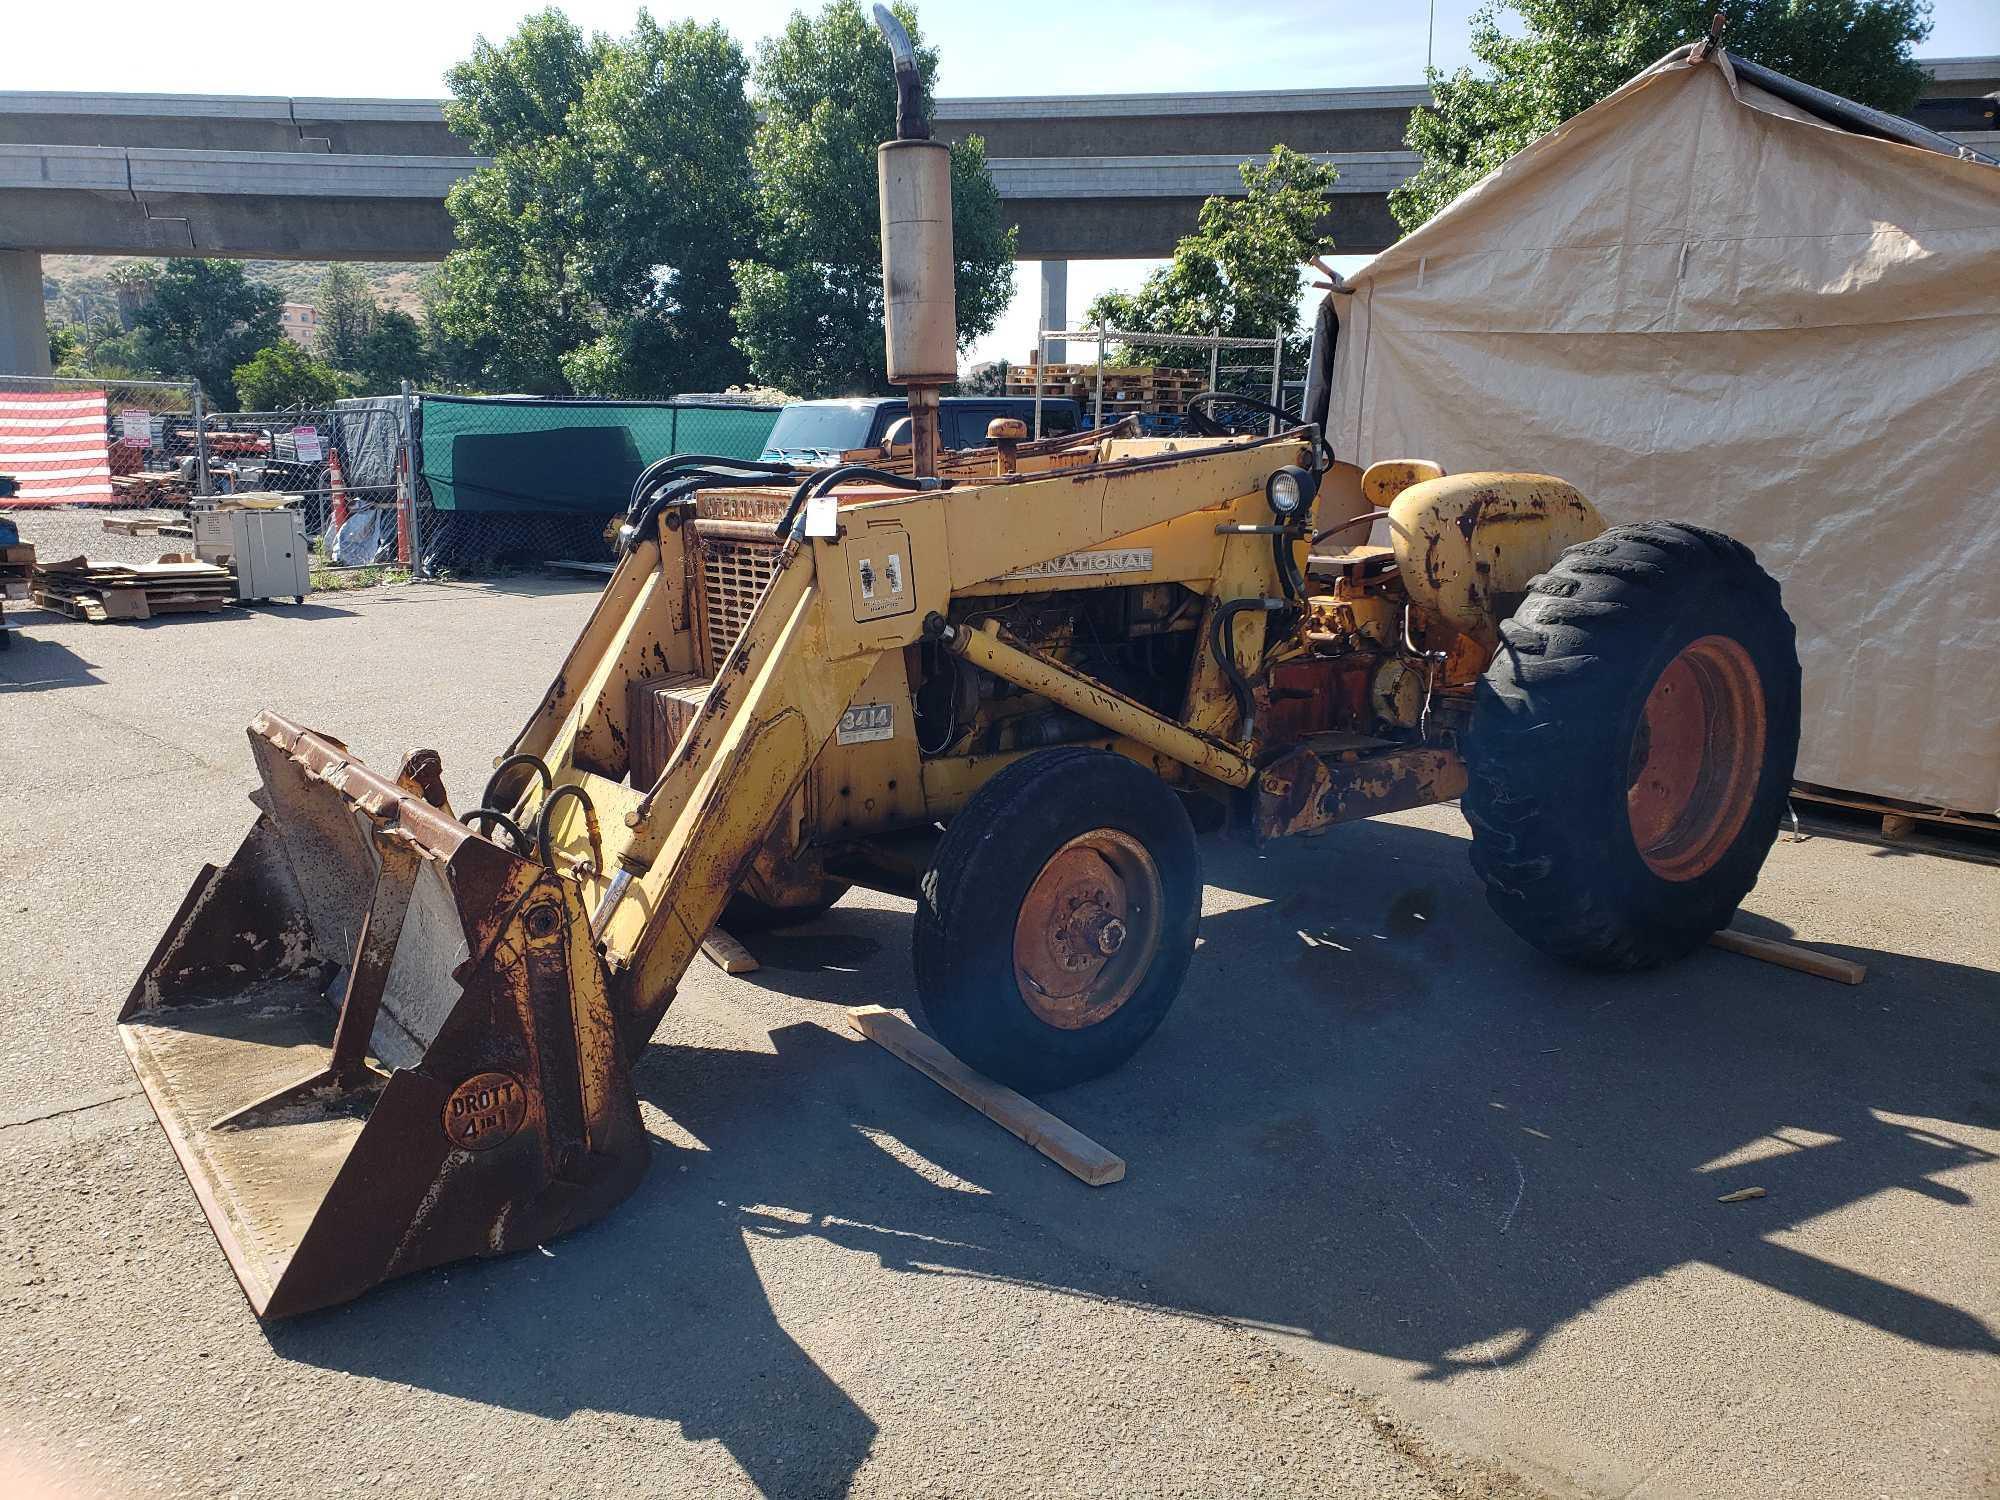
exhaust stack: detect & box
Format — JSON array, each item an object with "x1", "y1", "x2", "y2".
[{"x1": 873, "y1": 4, "x2": 955, "y2": 476}]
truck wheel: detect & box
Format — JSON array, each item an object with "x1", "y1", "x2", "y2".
[
  {"x1": 913, "y1": 747, "x2": 1200, "y2": 1092},
  {"x1": 1465, "y1": 521, "x2": 1800, "y2": 970}
]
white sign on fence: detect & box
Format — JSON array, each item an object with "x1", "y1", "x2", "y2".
[
  {"x1": 119, "y1": 408, "x2": 152, "y2": 448},
  {"x1": 291, "y1": 426, "x2": 324, "y2": 463}
]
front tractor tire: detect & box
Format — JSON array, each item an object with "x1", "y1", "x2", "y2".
[
  {"x1": 1465, "y1": 522, "x2": 1801, "y2": 970},
  {"x1": 913, "y1": 748, "x2": 1201, "y2": 1092}
]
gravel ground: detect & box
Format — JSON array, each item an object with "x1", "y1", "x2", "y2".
[{"x1": 0, "y1": 577, "x2": 1994, "y2": 1499}]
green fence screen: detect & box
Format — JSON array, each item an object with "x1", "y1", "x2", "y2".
[{"x1": 417, "y1": 396, "x2": 781, "y2": 513}]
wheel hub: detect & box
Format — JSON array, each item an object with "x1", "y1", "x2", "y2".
[
  {"x1": 1626, "y1": 634, "x2": 1766, "y2": 881},
  {"x1": 1013, "y1": 830, "x2": 1163, "y2": 1029}
]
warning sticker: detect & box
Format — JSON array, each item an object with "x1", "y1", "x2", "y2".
[{"x1": 836, "y1": 703, "x2": 896, "y2": 745}]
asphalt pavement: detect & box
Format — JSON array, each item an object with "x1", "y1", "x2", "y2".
[{"x1": 1, "y1": 577, "x2": 1994, "y2": 1499}]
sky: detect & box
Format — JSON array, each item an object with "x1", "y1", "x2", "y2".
[{"x1": 9, "y1": 0, "x2": 1997, "y2": 367}]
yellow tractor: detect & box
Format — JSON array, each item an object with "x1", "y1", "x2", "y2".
[{"x1": 119, "y1": 10, "x2": 1799, "y2": 1317}]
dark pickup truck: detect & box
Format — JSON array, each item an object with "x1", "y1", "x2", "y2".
[{"x1": 759, "y1": 396, "x2": 1084, "y2": 463}]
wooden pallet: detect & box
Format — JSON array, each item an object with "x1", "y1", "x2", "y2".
[
  {"x1": 110, "y1": 473, "x2": 194, "y2": 506},
  {"x1": 101, "y1": 517, "x2": 194, "y2": 539},
  {"x1": 32, "y1": 555, "x2": 235, "y2": 623},
  {"x1": 1791, "y1": 781, "x2": 2000, "y2": 841}
]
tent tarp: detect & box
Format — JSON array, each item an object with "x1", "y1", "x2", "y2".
[
  {"x1": 417, "y1": 397, "x2": 781, "y2": 513},
  {"x1": 1328, "y1": 52, "x2": 2000, "y2": 817}
]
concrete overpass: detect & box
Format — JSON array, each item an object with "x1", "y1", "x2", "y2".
[
  {"x1": 1, "y1": 59, "x2": 1994, "y2": 373},
  {"x1": 0, "y1": 81, "x2": 1433, "y2": 373}
]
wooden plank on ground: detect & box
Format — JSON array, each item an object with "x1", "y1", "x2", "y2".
[
  {"x1": 700, "y1": 926, "x2": 760, "y2": 975},
  {"x1": 846, "y1": 1004, "x2": 1125, "y2": 1186},
  {"x1": 1709, "y1": 927, "x2": 1866, "y2": 986}
]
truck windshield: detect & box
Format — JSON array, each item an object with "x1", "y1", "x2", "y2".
[{"x1": 761, "y1": 402, "x2": 888, "y2": 458}]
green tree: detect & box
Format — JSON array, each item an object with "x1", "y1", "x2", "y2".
[
  {"x1": 731, "y1": 1, "x2": 1016, "y2": 398},
  {"x1": 232, "y1": 341, "x2": 352, "y2": 410},
  {"x1": 1394, "y1": 0, "x2": 1934, "y2": 232},
  {"x1": 48, "y1": 323, "x2": 84, "y2": 370},
  {"x1": 433, "y1": 7, "x2": 756, "y2": 396},
  {"x1": 131, "y1": 258, "x2": 282, "y2": 408},
  {"x1": 314, "y1": 264, "x2": 379, "y2": 369},
  {"x1": 352, "y1": 309, "x2": 429, "y2": 391},
  {"x1": 1085, "y1": 147, "x2": 1337, "y2": 380}
]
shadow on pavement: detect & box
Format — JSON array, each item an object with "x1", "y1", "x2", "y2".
[
  {"x1": 0, "y1": 627, "x2": 103, "y2": 692},
  {"x1": 272, "y1": 814, "x2": 2000, "y2": 1495}
]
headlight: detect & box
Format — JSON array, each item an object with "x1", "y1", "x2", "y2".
[{"x1": 1265, "y1": 465, "x2": 1318, "y2": 517}]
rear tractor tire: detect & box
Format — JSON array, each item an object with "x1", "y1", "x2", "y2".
[
  {"x1": 1465, "y1": 521, "x2": 1801, "y2": 970},
  {"x1": 913, "y1": 748, "x2": 1201, "y2": 1092}
]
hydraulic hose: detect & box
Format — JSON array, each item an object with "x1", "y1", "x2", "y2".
[
  {"x1": 536, "y1": 783, "x2": 603, "y2": 875},
  {"x1": 627, "y1": 454, "x2": 801, "y2": 518},
  {"x1": 1271, "y1": 525, "x2": 1307, "y2": 603},
  {"x1": 773, "y1": 465, "x2": 935, "y2": 540},
  {"x1": 626, "y1": 466, "x2": 809, "y2": 550},
  {"x1": 1211, "y1": 597, "x2": 1289, "y2": 741},
  {"x1": 463, "y1": 807, "x2": 529, "y2": 853},
  {"x1": 480, "y1": 753, "x2": 552, "y2": 815}
]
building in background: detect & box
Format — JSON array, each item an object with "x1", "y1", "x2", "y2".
[{"x1": 278, "y1": 302, "x2": 319, "y2": 348}]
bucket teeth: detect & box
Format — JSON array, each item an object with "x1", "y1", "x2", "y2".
[{"x1": 119, "y1": 713, "x2": 648, "y2": 1318}]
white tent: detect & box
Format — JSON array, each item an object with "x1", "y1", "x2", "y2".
[{"x1": 1322, "y1": 48, "x2": 2000, "y2": 817}]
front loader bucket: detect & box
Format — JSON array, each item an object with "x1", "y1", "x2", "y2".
[{"x1": 119, "y1": 712, "x2": 648, "y2": 1319}]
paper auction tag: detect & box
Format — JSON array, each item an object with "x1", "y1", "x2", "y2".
[{"x1": 804, "y1": 493, "x2": 839, "y2": 538}]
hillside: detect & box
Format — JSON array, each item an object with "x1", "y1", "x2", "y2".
[{"x1": 42, "y1": 256, "x2": 432, "y2": 327}]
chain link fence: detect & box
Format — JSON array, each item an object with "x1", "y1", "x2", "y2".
[
  {"x1": 0, "y1": 373, "x2": 415, "y2": 575},
  {"x1": 410, "y1": 396, "x2": 781, "y2": 575},
  {"x1": 0, "y1": 377, "x2": 782, "y2": 587}
]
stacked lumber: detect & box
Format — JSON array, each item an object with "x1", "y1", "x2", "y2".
[
  {"x1": 0, "y1": 540, "x2": 32, "y2": 602},
  {"x1": 111, "y1": 472, "x2": 193, "y2": 507},
  {"x1": 31, "y1": 555, "x2": 236, "y2": 622},
  {"x1": 1005, "y1": 362, "x2": 1205, "y2": 416}
]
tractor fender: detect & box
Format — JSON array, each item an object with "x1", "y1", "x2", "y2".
[{"x1": 1387, "y1": 471, "x2": 1604, "y2": 644}]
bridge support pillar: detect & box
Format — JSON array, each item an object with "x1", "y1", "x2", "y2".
[
  {"x1": 1038, "y1": 259, "x2": 1067, "y2": 365},
  {"x1": 0, "y1": 251, "x2": 52, "y2": 376}
]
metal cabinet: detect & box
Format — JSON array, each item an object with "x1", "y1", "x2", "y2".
[{"x1": 192, "y1": 507, "x2": 312, "y2": 603}]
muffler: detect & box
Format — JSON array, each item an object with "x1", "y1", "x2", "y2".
[{"x1": 118, "y1": 713, "x2": 648, "y2": 1318}]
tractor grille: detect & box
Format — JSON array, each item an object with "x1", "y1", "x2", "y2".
[{"x1": 692, "y1": 529, "x2": 782, "y2": 674}]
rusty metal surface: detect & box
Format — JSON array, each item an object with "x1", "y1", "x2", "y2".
[
  {"x1": 1386, "y1": 472, "x2": 1604, "y2": 644},
  {"x1": 690, "y1": 527, "x2": 785, "y2": 677},
  {"x1": 120, "y1": 718, "x2": 650, "y2": 1319},
  {"x1": 1012, "y1": 830, "x2": 1163, "y2": 1030},
  {"x1": 1254, "y1": 745, "x2": 1471, "y2": 842},
  {"x1": 1628, "y1": 633, "x2": 1767, "y2": 882}
]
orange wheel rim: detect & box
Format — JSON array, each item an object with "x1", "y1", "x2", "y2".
[
  {"x1": 1013, "y1": 829, "x2": 1163, "y2": 1030},
  {"x1": 1626, "y1": 634, "x2": 1766, "y2": 882}
]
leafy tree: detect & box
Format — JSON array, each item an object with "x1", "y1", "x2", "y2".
[
  {"x1": 732, "y1": 1, "x2": 1016, "y2": 398},
  {"x1": 107, "y1": 260, "x2": 160, "y2": 330},
  {"x1": 52, "y1": 314, "x2": 148, "y2": 377},
  {"x1": 314, "y1": 264, "x2": 379, "y2": 368},
  {"x1": 352, "y1": 309, "x2": 429, "y2": 392},
  {"x1": 232, "y1": 340, "x2": 352, "y2": 410},
  {"x1": 956, "y1": 358, "x2": 1010, "y2": 396},
  {"x1": 1394, "y1": 0, "x2": 1934, "y2": 232},
  {"x1": 131, "y1": 258, "x2": 282, "y2": 408},
  {"x1": 434, "y1": 8, "x2": 756, "y2": 396},
  {"x1": 48, "y1": 324, "x2": 84, "y2": 370},
  {"x1": 1085, "y1": 147, "x2": 1337, "y2": 380}
]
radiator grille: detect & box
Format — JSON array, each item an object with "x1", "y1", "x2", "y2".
[{"x1": 694, "y1": 532, "x2": 782, "y2": 674}]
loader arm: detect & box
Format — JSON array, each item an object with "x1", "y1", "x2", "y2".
[
  {"x1": 552, "y1": 436, "x2": 1313, "y2": 1049},
  {"x1": 115, "y1": 434, "x2": 1309, "y2": 1319}
]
